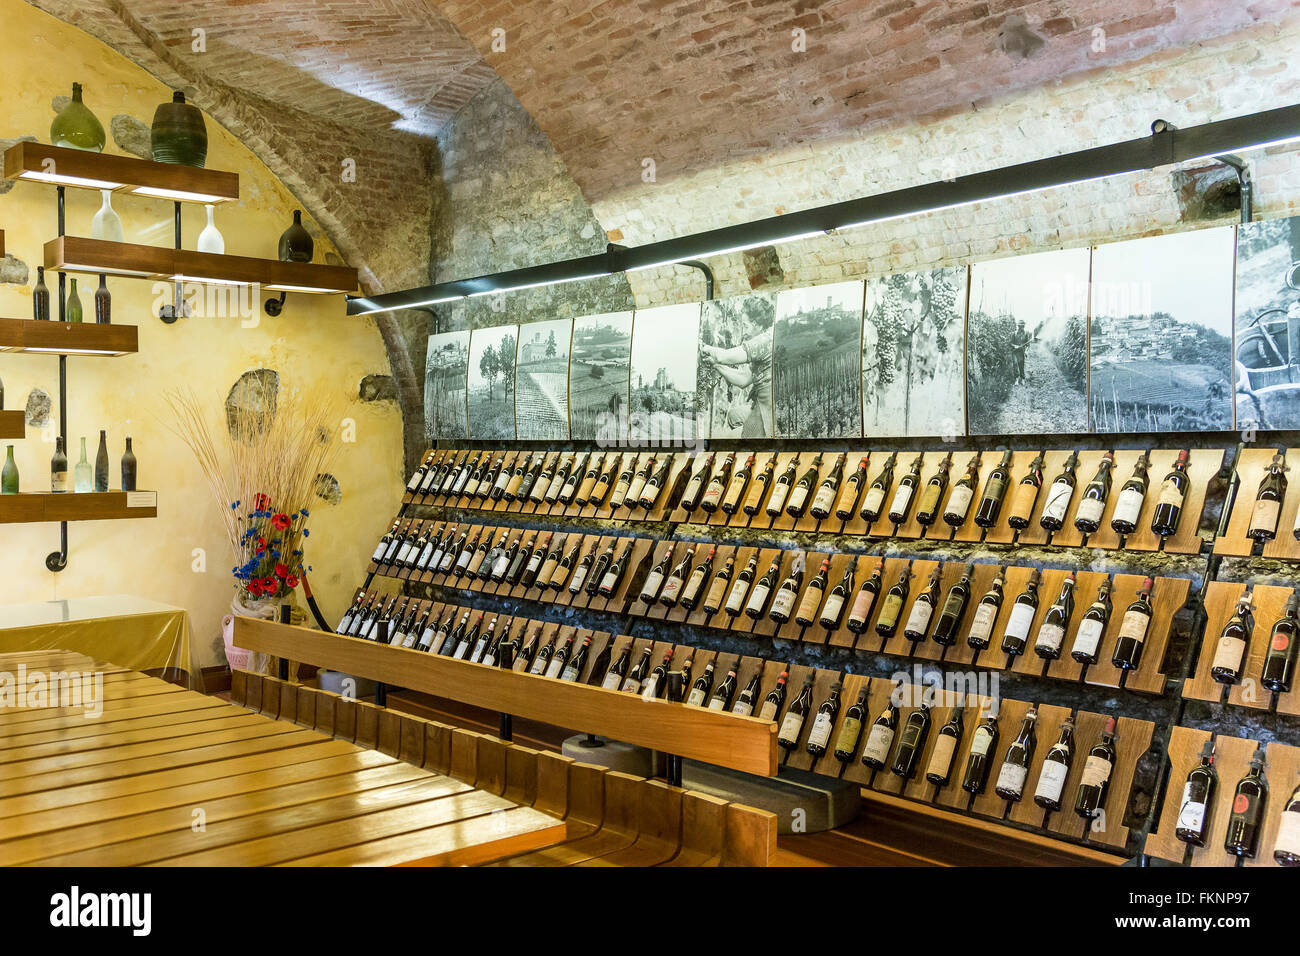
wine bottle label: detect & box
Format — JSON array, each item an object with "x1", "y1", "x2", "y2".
[
  {"x1": 970, "y1": 727, "x2": 994, "y2": 756},
  {"x1": 1250, "y1": 498, "x2": 1280, "y2": 534},
  {"x1": 1009, "y1": 482, "x2": 1039, "y2": 519},
  {"x1": 734, "y1": 700, "x2": 755, "y2": 717},
  {"x1": 609, "y1": 479, "x2": 628, "y2": 505},
  {"x1": 1275, "y1": 810, "x2": 1300, "y2": 855},
  {"x1": 835, "y1": 717, "x2": 862, "y2": 755},
  {"x1": 722, "y1": 476, "x2": 747, "y2": 510},
  {"x1": 794, "y1": 585, "x2": 823, "y2": 623},
  {"x1": 1071, "y1": 619, "x2": 1105, "y2": 658},
  {"x1": 569, "y1": 566, "x2": 589, "y2": 593},
  {"x1": 787, "y1": 485, "x2": 810, "y2": 513},
  {"x1": 918, "y1": 483, "x2": 942, "y2": 516},
  {"x1": 778, "y1": 711, "x2": 804, "y2": 744},
  {"x1": 707, "y1": 696, "x2": 727, "y2": 711},
  {"x1": 1113, "y1": 487, "x2": 1144, "y2": 525},
  {"x1": 545, "y1": 656, "x2": 566, "y2": 679},
  {"x1": 1034, "y1": 760, "x2": 1069, "y2": 802},
  {"x1": 745, "y1": 583, "x2": 771, "y2": 615},
  {"x1": 1035, "y1": 622, "x2": 1065, "y2": 654},
  {"x1": 819, "y1": 593, "x2": 846, "y2": 628},
  {"x1": 686, "y1": 687, "x2": 708, "y2": 707},
  {"x1": 602, "y1": 671, "x2": 622, "y2": 690},
  {"x1": 945, "y1": 484, "x2": 973, "y2": 521},
  {"x1": 808, "y1": 712, "x2": 834, "y2": 749},
  {"x1": 1157, "y1": 479, "x2": 1184, "y2": 509},
  {"x1": 52, "y1": 470, "x2": 68, "y2": 493},
  {"x1": 905, "y1": 600, "x2": 933, "y2": 637},
  {"x1": 863, "y1": 724, "x2": 894, "y2": 763},
  {"x1": 640, "y1": 676, "x2": 660, "y2": 700},
  {"x1": 640, "y1": 571, "x2": 665, "y2": 602},
  {"x1": 626, "y1": 476, "x2": 648, "y2": 503},
  {"x1": 1119, "y1": 609, "x2": 1150, "y2": 644},
  {"x1": 926, "y1": 734, "x2": 957, "y2": 779},
  {"x1": 1177, "y1": 788, "x2": 1206, "y2": 833},
  {"x1": 491, "y1": 553, "x2": 512, "y2": 578},
  {"x1": 1211, "y1": 635, "x2": 1246, "y2": 674},
  {"x1": 1082, "y1": 755, "x2": 1113, "y2": 789},
  {"x1": 599, "y1": 568, "x2": 621, "y2": 592},
  {"x1": 417, "y1": 543, "x2": 437, "y2": 567},
  {"x1": 555, "y1": 661, "x2": 579, "y2": 681},
  {"x1": 725, "y1": 579, "x2": 750, "y2": 615},
  {"x1": 1041, "y1": 480, "x2": 1073, "y2": 523},
  {"x1": 1004, "y1": 602, "x2": 1036, "y2": 641},
  {"x1": 529, "y1": 655, "x2": 548, "y2": 675},
  {"x1": 877, "y1": 594, "x2": 903, "y2": 630},
  {"x1": 848, "y1": 589, "x2": 876, "y2": 626},
  {"x1": 1273, "y1": 631, "x2": 1292, "y2": 653},
  {"x1": 661, "y1": 575, "x2": 685, "y2": 604},
  {"x1": 407, "y1": 470, "x2": 424, "y2": 491},
  {"x1": 757, "y1": 700, "x2": 779, "y2": 721},
  {"x1": 417, "y1": 627, "x2": 436, "y2": 650},
  {"x1": 811, "y1": 484, "x2": 837, "y2": 515},
  {"x1": 372, "y1": 540, "x2": 388, "y2": 561},
  {"x1": 969, "y1": 603, "x2": 998, "y2": 644},
  {"x1": 836, "y1": 482, "x2": 861, "y2": 515},
  {"x1": 862, "y1": 486, "x2": 886, "y2": 517},
  {"x1": 701, "y1": 482, "x2": 725, "y2": 509},
  {"x1": 982, "y1": 478, "x2": 1006, "y2": 506},
  {"x1": 888, "y1": 484, "x2": 913, "y2": 518},
  {"x1": 682, "y1": 567, "x2": 708, "y2": 603},
  {"x1": 767, "y1": 483, "x2": 791, "y2": 513},
  {"x1": 621, "y1": 677, "x2": 642, "y2": 694},
  {"x1": 1075, "y1": 496, "x2": 1106, "y2": 526},
  {"x1": 995, "y1": 761, "x2": 1027, "y2": 795},
  {"x1": 770, "y1": 587, "x2": 797, "y2": 620},
  {"x1": 704, "y1": 575, "x2": 729, "y2": 612}
]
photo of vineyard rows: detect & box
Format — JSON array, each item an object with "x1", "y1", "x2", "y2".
[
  {"x1": 515, "y1": 318, "x2": 571, "y2": 440},
  {"x1": 773, "y1": 282, "x2": 864, "y2": 438},
  {"x1": 569, "y1": 312, "x2": 632, "y2": 442}
]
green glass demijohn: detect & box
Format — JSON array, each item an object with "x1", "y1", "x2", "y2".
[
  {"x1": 50, "y1": 82, "x2": 106, "y2": 153},
  {"x1": 151, "y1": 91, "x2": 207, "y2": 167}
]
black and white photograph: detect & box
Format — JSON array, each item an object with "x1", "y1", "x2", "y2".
[
  {"x1": 967, "y1": 249, "x2": 1090, "y2": 435},
  {"x1": 773, "y1": 281, "x2": 864, "y2": 439},
  {"x1": 1235, "y1": 215, "x2": 1300, "y2": 429},
  {"x1": 569, "y1": 310, "x2": 633, "y2": 442},
  {"x1": 861, "y1": 267, "x2": 966, "y2": 437},
  {"x1": 514, "y1": 318, "x2": 571, "y2": 440},
  {"x1": 1090, "y1": 227, "x2": 1235, "y2": 433},
  {"x1": 424, "y1": 330, "x2": 469, "y2": 439},
  {"x1": 467, "y1": 323, "x2": 518, "y2": 440},
  {"x1": 698, "y1": 292, "x2": 776, "y2": 439},
  {"x1": 629, "y1": 302, "x2": 701, "y2": 443}
]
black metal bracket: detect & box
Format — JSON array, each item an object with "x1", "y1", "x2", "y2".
[
  {"x1": 157, "y1": 201, "x2": 186, "y2": 323},
  {"x1": 263, "y1": 291, "x2": 287, "y2": 317},
  {"x1": 1154, "y1": 119, "x2": 1254, "y2": 225}
]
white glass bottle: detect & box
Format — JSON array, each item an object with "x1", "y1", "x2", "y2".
[{"x1": 91, "y1": 189, "x2": 123, "y2": 242}]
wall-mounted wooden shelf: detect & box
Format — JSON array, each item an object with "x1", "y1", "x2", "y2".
[
  {"x1": 0, "y1": 490, "x2": 157, "y2": 524},
  {"x1": 4, "y1": 141, "x2": 239, "y2": 204},
  {"x1": 0, "y1": 317, "x2": 137, "y2": 356},
  {"x1": 45, "y1": 236, "x2": 358, "y2": 294},
  {"x1": 233, "y1": 616, "x2": 779, "y2": 777},
  {"x1": 0, "y1": 410, "x2": 23, "y2": 439}
]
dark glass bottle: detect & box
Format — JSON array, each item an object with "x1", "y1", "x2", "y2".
[
  {"x1": 794, "y1": 557, "x2": 831, "y2": 627},
  {"x1": 806, "y1": 682, "x2": 842, "y2": 758},
  {"x1": 1175, "y1": 740, "x2": 1218, "y2": 846},
  {"x1": 1074, "y1": 716, "x2": 1118, "y2": 821},
  {"x1": 701, "y1": 554, "x2": 734, "y2": 616},
  {"x1": 1006, "y1": 453, "x2": 1045, "y2": 530},
  {"x1": 1000, "y1": 568, "x2": 1041, "y2": 657},
  {"x1": 860, "y1": 451, "x2": 897, "y2": 523},
  {"x1": 887, "y1": 453, "x2": 924, "y2": 525},
  {"x1": 743, "y1": 455, "x2": 775, "y2": 517},
  {"x1": 94, "y1": 429, "x2": 109, "y2": 492},
  {"x1": 720, "y1": 453, "x2": 752, "y2": 515},
  {"x1": 776, "y1": 676, "x2": 816, "y2": 750},
  {"x1": 1210, "y1": 590, "x2": 1255, "y2": 685},
  {"x1": 915, "y1": 453, "x2": 951, "y2": 526},
  {"x1": 891, "y1": 705, "x2": 931, "y2": 778},
  {"x1": 1039, "y1": 451, "x2": 1078, "y2": 531},
  {"x1": 809, "y1": 453, "x2": 846, "y2": 520},
  {"x1": 33, "y1": 266, "x2": 50, "y2": 321},
  {"x1": 50, "y1": 436, "x2": 68, "y2": 493},
  {"x1": 695, "y1": 453, "x2": 729, "y2": 513},
  {"x1": 94, "y1": 274, "x2": 111, "y2": 324},
  {"x1": 835, "y1": 455, "x2": 870, "y2": 520},
  {"x1": 874, "y1": 566, "x2": 912, "y2": 639},
  {"x1": 860, "y1": 699, "x2": 900, "y2": 770},
  {"x1": 1262, "y1": 592, "x2": 1300, "y2": 693},
  {"x1": 1150, "y1": 449, "x2": 1191, "y2": 539},
  {"x1": 974, "y1": 450, "x2": 1014, "y2": 528},
  {"x1": 723, "y1": 555, "x2": 758, "y2": 618},
  {"x1": 753, "y1": 670, "x2": 788, "y2": 720},
  {"x1": 833, "y1": 687, "x2": 870, "y2": 763},
  {"x1": 1110, "y1": 576, "x2": 1154, "y2": 671},
  {"x1": 1274, "y1": 772, "x2": 1300, "y2": 866},
  {"x1": 993, "y1": 706, "x2": 1038, "y2": 802},
  {"x1": 902, "y1": 567, "x2": 942, "y2": 643},
  {"x1": 743, "y1": 558, "x2": 782, "y2": 620},
  {"x1": 1073, "y1": 451, "x2": 1114, "y2": 534},
  {"x1": 684, "y1": 660, "x2": 715, "y2": 707},
  {"x1": 961, "y1": 705, "x2": 1001, "y2": 794},
  {"x1": 1033, "y1": 572, "x2": 1075, "y2": 660},
  {"x1": 785, "y1": 452, "x2": 823, "y2": 518},
  {"x1": 1248, "y1": 452, "x2": 1287, "y2": 543},
  {"x1": 732, "y1": 672, "x2": 763, "y2": 717},
  {"x1": 620, "y1": 646, "x2": 655, "y2": 694},
  {"x1": 943, "y1": 454, "x2": 981, "y2": 528},
  {"x1": 925, "y1": 708, "x2": 964, "y2": 786},
  {"x1": 678, "y1": 545, "x2": 716, "y2": 612},
  {"x1": 707, "y1": 667, "x2": 738, "y2": 711},
  {"x1": 818, "y1": 559, "x2": 856, "y2": 630},
  {"x1": 1069, "y1": 578, "x2": 1113, "y2": 665},
  {"x1": 659, "y1": 546, "x2": 696, "y2": 608},
  {"x1": 845, "y1": 562, "x2": 883, "y2": 634},
  {"x1": 1110, "y1": 452, "x2": 1150, "y2": 536},
  {"x1": 931, "y1": 564, "x2": 972, "y2": 646},
  {"x1": 1224, "y1": 746, "x2": 1268, "y2": 859},
  {"x1": 1033, "y1": 716, "x2": 1074, "y2": 811},
  {"x1": 966, "y1": 569, "x2": 1005, "y2": 650},
  {"x1": 765, "y1": 455, "x2": 800, "y2": 517}
]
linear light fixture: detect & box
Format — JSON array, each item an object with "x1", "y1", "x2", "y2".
[
  {"x1": 131, "y1": 185, "x2": 234, "y2": 204},
  {"x1": 346, "y1": 104, "x2": 1300, "y2": 317},
  {"x1": 18, "y1": 169, "x2": 123, "y2": 190},
  {"x1": 18, "y1": 346, "x2": 129, "y2": 356}
]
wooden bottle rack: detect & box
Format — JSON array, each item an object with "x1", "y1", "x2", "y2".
[
  {"x1": 1214, "y1": 446, "x2": 1300, "y2": 559},
  {"x1": 1144, "y1": 726, "x2": 1300, "y2": 866},
  {"x1": 1183, "y1": 580, "x2": 1300, "y2": 716},
  {"x1": 232, "y1": 615, "x2": 777, "y2": 777}
]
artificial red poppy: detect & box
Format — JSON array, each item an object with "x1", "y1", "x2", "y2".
[
  {"x1": 254, "y1": 493, "x2": 270, "y2": 511},
  {"x1": 271, "y1": 513, "x2": 291, "y2": 531},
  {"x1": 274, "y1": 563, "x2": 290, "y2": 579},
  {"x1": 285, "y1": 574, "x2": 299, "y2": 588},
  {"x1": 262, "y1": 576, "x2": 278, "y2": 591},
  {"x1": 246, "y1": 579, "x2": 263, "y2": 595}
]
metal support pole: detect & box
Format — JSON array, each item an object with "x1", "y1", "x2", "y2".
[
  {"x1": 46, "y1": 188, "x2": 70, "y2": 573},
  {"x1": 499, "y1": 714, "x2": 513, "y2": 742},
  {"x1": 160, "y1": 201, "x2": 184, "y2": 323},
  {"x1": 277, "y1": 604, "x2": 290, "y2": 681},
  {"x1": 666, "y1": 755, "x2": 683, "y2": 788}
]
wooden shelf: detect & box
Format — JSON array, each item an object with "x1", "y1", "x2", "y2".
[
  {"x1": 0, "y1": 317, "x2": 137, "y2": 356},
  {"x1": 4, "y1": 141, "x2": 238, "y2": 204},
  {"x1": 46, "y1": 236, "x2": 357, "y2": 294},
  {"x1": 232, "y1": 616, "x2": 778, "y2": 777},
  {"x1": 0, "y1": 410, "x2": 22, "y2": 439},
  {"x1": 0, "y1": 490, "x2": 157, "y2": 524}
]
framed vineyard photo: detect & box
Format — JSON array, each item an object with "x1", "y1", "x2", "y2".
[
  {"x1": 424, "y1": 329, "x2": 470, "y2": 440},
  {"x1": 1235, "y1": 215, "x2": 1300, "y2": 430},
  {"x1": 698, "y1": 292, "x2": 777, "y2": 439},
  {"x1": 515, "y1": 318, "x2": 571, "y2": 441},
  {"x1": 467, "y1": 323, "x2": 518, "y2": 440},
  {"x1": 773, "y1": 281, "x2": 864, "y2": 439},
  {"x1": 570, "y1": 311, "x2": 633, "y2": 442},
  {"x1": 629, "y1": 303, "x2": 702, "y2": 444}
]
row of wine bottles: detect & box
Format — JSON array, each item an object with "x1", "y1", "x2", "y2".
[
  {"x1": 1175, "y1": 739, "x2": 1300, "y2": 865},
  {"x1": 1203, "y1": 588, "x2": 1298, "y2": 692},
  {"x1": 0, "y1": 430, "x2": 137, "y2": 495},
  {"x1": 406, "y1": 446, "x2": 1201, "y2": 543},
  {"x1": 31, "y1": 266, "x2": 113, "y2": 324}
]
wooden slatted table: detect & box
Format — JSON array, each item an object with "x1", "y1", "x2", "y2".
[{"x1": 0, "y1": 650, "x2": 565, "y2": 866}]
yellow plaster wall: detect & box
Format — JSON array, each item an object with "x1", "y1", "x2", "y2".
[{"x1": 0, "y1": 0, "x2": 405, "y2": 668}]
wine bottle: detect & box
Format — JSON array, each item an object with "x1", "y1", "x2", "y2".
[
  {"x1": 795, "y1": 558, "x2": 831, "y2": 628},
  {"x1": 697, "y1": 453, "x2": 731, "y2": 514},
  {"x1": 724, "y1": 555, "x2": 758, "y2": 617},
  {"x1": 707, "y1": 667, "x2": 738, "y2": 711},
  {"x1": 94, "y1": 429, "x2": 109, "y2": 492},
  {"x1": 67, "y1": 277, "x2": 82, "y2": 323},
  {"x1": 548, "y1": 539, "x2": 581, "y2": 591},
  {"x1": 1033, "y1": 716, "x2": 1074, "y2": 811},
  {"x1": 931, "y1": 564, "x2": 973, "y2": 646},
  {"x1": 1074, "y1": 716, "x2": 1117, "y2": 821},
  {"x1": 545, "y1": 453, "x2": 576, "y2": 505},
  {"x1": 744, "y1": 559, "x2": 783, "y2": 620},
  {"x1": 337, "y1": 592, "x2": 366, "y2": 634},
  {"x1": 768, "y1": 562, "x2": 804, "y2": 624},
  {"x1": 1074, "y1": 451, "x2": 1114, "y2": 534},
  {"x1": 679, "y1": 546, "x2": 715, "y2": 611},
  {"x1": 50, "y1": 436, "x2": 68, "y2": 493},
  {"x1": 670, "y1": 656, "x2": 695, "y2": 702},
  {"x1": 573, "y1": 452, "x2": 604, "y2": 506},
  {"x1": 818, "y1": 559, "x2": 856, "y2": 630},
  {"x1": 765, "y1": 455, "x2": 800, "y2": 516},
  {"x1": 529, "y1": 454, "x2": 559, "y2": 504},
  {"x1": 891, "y1": 704, "x2": 931, "y2": 778},
  {"x1": 809, "y1": 452, "x2": 846, "y2": 520},
  {"x1": 806, "y1": 682, "x2": 842, "y2": 758},
  {"x1": 1150, "y1": 449, "x2": 1191, "y2": 539},
  {"x1": 544, "y1": 632, "x2": 575, "y2": 678},
  {"x1": 974, "y1": 450, "x2": 1014, "y2": 528},
  {"x1": 860, "y1": 451, "x2": 897, "y2": 523},
  {"x1": 620, "y1": 646, "x2": 655, "y2": 694},
  {"x1": 1274, "y1": 772, "x2": 1300, "y2": 866},
  {"x1": 503, "y1": 453, "x2": 530, "y2": 501},
  {"x1": 719, "y1": 453, "x2": 752, "y2": 515},
  {"x1": 902, "y1": 567, "x2": 943, "y2": 643},
  {"x1": 1111, "y1": 576, "x2": 1154, "y2": 671},
  {"x1": 835, "y1": 455, "x2": 870, "y2": 520},
  {"x1": 659, "y1": 546, "x2": 696, "y2": 608},
  {"x1": 414, "y1": 607, "x2": 445, "y2": 652},
  {"x1": 1110, "y1": 452, "x2": 1150, "y2": 536},
  {"x1": 961, "y1": 704, "x2": 1001, "y2": 794},
  {"x1": 732, "y1": 673, "x2": 761, "y2": 715},
  {"x1": 519, "y1": 533, "x2": 553, "y2": 589},
  {"x1": 1224, "y1": 745, "x2": 1268, "y2": 859},
  {"x1": 470, "y1": 616, "x2": 498, "y2": 662},
  {"x1": 943, "y1": 454, "x2": 981, "y2": 528},
  {"x1": 756, "y1": 671, "x2": 788, "y2": 721},
  {"x1": 915, "y1": 452, "x2": 952, "y2": 526},
  {"x1": 1175, "y1": 740, "x2": 1217, "y2": 846},
  {"x1": 461, "y1": 453, "x2": 487, "y2": 498},
  {"x1": 596, "y1": 541, "x2": 632, "y2": 597},
  {"x1": 1006, "y1": 453, "x2": 1044, "y2": 530},
  {"x1": 1249, "y1": 452, "x2": 1287, "y2": 543},
  {"x1": 491, "y1": 453, "x2": 517, "y2": 500},
  {"x1": 1069, "y1": 578, "x2": 1113, "y2": 665},
  {"x1": 1262, "y1": 592, "x2": 1300, "y2": 693},
  {"x1": 777, "y1": 677, "x2": 816, "y2": 749},
  {"x1": 993, "y1": 706, "x2": 1038, "y2": 801},
  {"x1": 636, "y1": 455, "x2": 674, "y2": 510},
  {"x1": 874, "y1": 566, "x2": 912, "y2": 639},
  {"x1": 888, "y1": 453, "x2": 924, "y2": 525},
  {"x1": 567, "y1": 541, "x2": 597, "y2": 595},
  {"x1": 607, "y1": 454, "x2": 637, "y2": 509},
  {"x1": 685, "y1": 660, "x2": 716, "y2": 707},
  {"x1": 371, "y1": 519, "x2": 401, "y2": 565},
  {"x1": 528, "y1": 632, "x2": 556, "y2": 674},
  {"x1": 926, "y1": 708, "x2": 964, "y2": 786},
  {"x1": 639, "y1": 545, "x2": 674, "y2": 604},
  {"x1": 600, "y1": 643, "x2": 632, "y2": 690},
  {"x1": 1039, "y1": 451, "x2": 1078, "y2": 532},
  {"x1": 515, "y1": 626, "x2": 541, "y2": 670},
  {"x1": 967, "y1": 569, "x2": 1005, "y2": 650},
  {"x1": 407, "y1": 451, "x2": 435, "y2": 492},
  {"x1": 786, "y1": 452, "x2": 824, "y2": 518},
  {"x1": 1210, "y1": 589, "x2": 1255, "y2": 685},
  {"x1": 1000, "y1": 568, "x2": 1041, "y2": 657},
  {"x1": 491, "y1": 534, "x2": 521, "y2": 582},
  {"x1": 702, "y1": 554, "x2": 734, "y2": 616},
  {"x1": 589, "y1": 452, "x2": 619, "y2": 507},
  {"x1": 846, "y1": 562, "x2": 883, "y2": 633},
  {"x1": 834, "y1": 687, "x2": 869, "y2": 763},
  {"x1": 33, "y1": 266, "x2": 50, "y2": 320},
  {"x1": 743, "y1": 454, "x2": 775, "y2": 516},
  {"x1": 1033, "y1": 572, "x2": 1076, "y2": 660},
  {"x1": 861, "y1": 699, "x2": 900, "y2": 770},
  {"x1": 624, "y1": 455, "x2": 654, "y2": 507}
]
